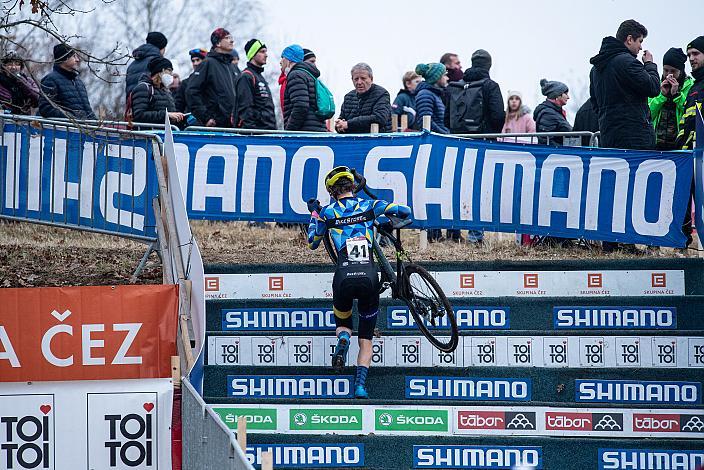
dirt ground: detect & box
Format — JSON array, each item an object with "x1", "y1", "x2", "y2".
[{"x1": 0, "y1": 220, "x2": 696, "y2": 287}]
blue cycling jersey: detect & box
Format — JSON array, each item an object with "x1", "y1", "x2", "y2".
[{"x1": 307, "y1": 196, "x2": 412, "y2": 254}]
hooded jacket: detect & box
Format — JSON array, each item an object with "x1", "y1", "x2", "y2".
[
  {"x1": 38, "y1": 65, "x2": 96, "y2": 120},
  {"x1": 448, "y1": 67, "x2": 505, "y2": 133},
  {"x1": 676, "y1": 67, "x2": 704, "y2": 150},
  {"x1": 499, "y1": 105, "x2": 535, "y2": 141},
  {"x1": 186, "y1": 50, "x2": 239, "y2": 127},
  {"x1": 283, "y1": 61, "x2": 328, "y2": 132},
  {"x1": 339, "y1": 83, "x2": 391, "y2": 133},
  {"x1": 125, "y1": 43, "x2": 162, "y2": 96},
  {"x1": 533, "y1": 100, "x2": 572, "y2": 145},
  {"x1": 589, "y1": 36, "x2": 660, "y2": 149},
  {"x1": 414, "y1": 80, "x2": 449, "y2": 134},
  {"x1": 235, "y1": 62, "x2": 276, "y2": 130}
]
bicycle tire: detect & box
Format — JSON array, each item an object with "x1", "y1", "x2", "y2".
[{"x1": 402, "y1": 264, "x2": 458, "y2": 353}]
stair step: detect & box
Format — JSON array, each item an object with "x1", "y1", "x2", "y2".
[
  {"x1": 207, "y1": 297, "x2": 704, "y2": 333},
  {"x1": 242, "y1": 433, "x2": 704, "y2": 469},
  {"x1": 202, "y1": 366, "x2": 703, "y2": 408}
]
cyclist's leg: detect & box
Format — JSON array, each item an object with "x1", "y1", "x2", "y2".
[
  {"x1": 331, "y1": 270, "x2": 353, "y2": 370},
  {"x1": 353, "y1": 278, "x2": 379, "y2": 399}
]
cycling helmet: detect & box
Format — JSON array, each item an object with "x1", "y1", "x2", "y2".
[{"x1": 325, "y1": 166, "x2": 354, "y2": 189}]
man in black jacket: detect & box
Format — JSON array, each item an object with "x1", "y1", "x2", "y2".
[
  {"x1": 447, "y1": 49, "x2": 505, "y2": 134},
  {"x1": 677, "y1": 36, "x2": 704, "y2": 150},
  {"x1": 187, "y1": 28, "x2": 239, "y2": 127},
  {"x1": 126, "y1": 32, "x2": 167, "y2": 96},
  {"x1": 235, "y1": 39, "x2": 276, "y2": 130},
  {"x1": 175, "y1": 48, "x2": 206, "y2": 115},
  {"x1": 589, "y1": 19, "x2": 660, "y2": 150},
  {"x1": 336, "y1": 63, "x2": 391, "y2": 133},
  {"x1": 534, "y1": 78, "x2": 572, "y2": 145},
  {"x1": 573, "y1": 100, "x2": 600, "y2": 146},
  {"x1": 282, "y1": 44, "x2": 328, "y2": 132},
  {"x1": 38, "y1": 44, "x2": 96, "y2": 120}
]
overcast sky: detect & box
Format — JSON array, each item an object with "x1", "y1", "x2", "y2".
[{"x1": 259, "y1": 0, "x2": 701, "y2": 122}]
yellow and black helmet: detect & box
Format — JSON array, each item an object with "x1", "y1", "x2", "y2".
[{"x1": 324, "y1": 166, "x2": 354, "y2": 189}]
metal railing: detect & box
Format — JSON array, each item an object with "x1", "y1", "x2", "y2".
[
  {"x1": 182, "y1": 377, "x2": 253, "y2": 470},
  {"x1": 49, "y1": 117, "x2": 180, "y2": 132},
  {"x1": 184, "y1": 125, "x2": 336, "y2": 135},
  {"x1": 454, "y1": 130, "x2": 600, "y2": 147},
  {"x1": 0, "y1": 114, "x2": 160, "y2": 242}
]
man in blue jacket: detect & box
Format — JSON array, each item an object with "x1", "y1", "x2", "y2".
[{"x1": 38, "y1": 44, "x2": 96, "y2": 120}]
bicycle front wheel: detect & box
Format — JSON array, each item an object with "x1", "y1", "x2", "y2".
[{"x1": 402, "y1": 264, "x2": 458, "y2": 353}]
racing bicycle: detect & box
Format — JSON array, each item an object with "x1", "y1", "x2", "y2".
[{"x1": 316, "y1": 169, "x2": 458, "y2": 353}]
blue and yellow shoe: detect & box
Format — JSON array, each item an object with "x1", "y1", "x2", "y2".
[
  {"x1": 354, "y1": 384, "x2": 369, "y2": 399},
  {"x1": 331, "y1": 334, "x2": 350, "y2": 372}
]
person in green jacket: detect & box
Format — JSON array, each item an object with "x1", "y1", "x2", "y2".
[{"x1": 648, "y1": 47, "x2": 693, "y2": 150}]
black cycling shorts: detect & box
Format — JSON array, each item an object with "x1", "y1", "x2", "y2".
[{"x1": 332, "y1": 262, "x2": 379, "y2": 340}]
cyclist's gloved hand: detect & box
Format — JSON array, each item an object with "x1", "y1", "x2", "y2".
[{"x1": 307, "y1": 198, "x2": 322, "y2": 218}]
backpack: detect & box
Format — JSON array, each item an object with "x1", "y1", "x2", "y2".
[
  {"x1": 447, "y1": 79, "x2": 487, "y2": 133},
  {"x1": 124, "y1": 81, "x2": 154, "y2": 125},
  {"x1": 301, "y1": 69, "x2": 335, "y2": 119}
]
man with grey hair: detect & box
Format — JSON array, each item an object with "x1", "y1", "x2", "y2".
[{"x1": 336, "y1": 63, "x2": 391, "y2": 133}]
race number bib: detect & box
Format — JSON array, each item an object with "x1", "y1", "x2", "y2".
[{"x1": 345, "y1": 236, "x2": 370, "y2": 263}]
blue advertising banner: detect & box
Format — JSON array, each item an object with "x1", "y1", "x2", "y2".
[
  {"x1": 0, "y1": 123, "x2": 158, "y2": 238},
  {"x1": 168, "y1": 131, "x2": 693, "y2": 246}
]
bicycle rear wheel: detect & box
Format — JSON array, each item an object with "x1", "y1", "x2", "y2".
[{"x1": 402, "y1": 264, "x2": 458, "y2": 352}]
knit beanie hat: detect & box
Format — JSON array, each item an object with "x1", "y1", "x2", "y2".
[
  {"x1": 230, "y1": 50, "x2": 239, "y2": 60},
  {"x1": 507, "y1": 90, "x2": 523, "y2": 100},
  {"x1": 53, "y1": 43, "x2": 75, "y2": 63},
  {"x1": 303, "y1": 48, "x2": 316, "y2": 61},
  {"x1": 245, "y1": 39, "x2": 266, "y2": 61},
  {"x1": 663, "y1": 47, "x2": 688, "y2": 74},
  {"x1": 471, "y1": 49, "x2": 492, "y2": 70},
  {"x1": 146, "y1": 32, "x2": 168, "y2": 50},
  {"x1": 415, "y1": 63, "x2": 446, "y2": 85},
  {"x1": 282, "y1": 44, "x2": 304, "y2": 63},
  {"x1": 540, "y1": 78, "x2": 569, "y2": 98},
  {"x1": 210, "y1": 28, "x2": 231, "y2": 47},
  {"x1": 189, "y1": 48, "x2": 207, "y2": 60},
  {"x1": 2, "y1": 50, "x2": 24, "y2": 66},
  {"x1": 148, "y1": 57, "x2": 173, "y2": 75},
  {"x1": 687, "y1": 36, "x2": 704, "y2": 54}
]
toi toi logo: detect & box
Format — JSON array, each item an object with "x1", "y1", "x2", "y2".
[
  {"x1": 104, "y1": 410, "x2": 154, "y2": 468},
  {"x1": 0, "y1": 404, "x2": 53, "y2": 470}
]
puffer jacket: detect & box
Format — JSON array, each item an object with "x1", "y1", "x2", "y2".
[
  {"x1": 338, "y1": 83, "x2": 391, "y2": 133},
  {"x1": 38, "y1": 65, "x2": 96, "y2": 120},
  {"x1": 125, "y1": 43, "x2": 162, "y2": 95},
  {"x1": 414, "y1": 81, "x2": 449, "y2": 134},
  {"x1": 130, "y1": 76, "x2": 177, "y2": 124},
  {"x1": 533, "y1": 100, "x2": 572, "y2": 145},
  {"x1": 283, "y1": 61, "x2": 327, "y2": 132},
  {"x1": 186, "y1": 50, "x2": 239, "y2": 127},
  {"x1": 589, "y1": 36, "x2": 660, "y2": 149}
]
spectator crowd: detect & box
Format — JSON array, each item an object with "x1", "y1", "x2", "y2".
[{"x1": 1, "y1": 20, "x2": 703, "y2": 251}]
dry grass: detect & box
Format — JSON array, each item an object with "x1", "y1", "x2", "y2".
[{"x1": 1, "y1": 220, "x2": 695, "y2": 288}]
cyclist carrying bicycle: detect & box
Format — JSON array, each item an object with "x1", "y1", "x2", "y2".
[{"x1": 307, "y1": 166, "x2": 412, "y2": 399}]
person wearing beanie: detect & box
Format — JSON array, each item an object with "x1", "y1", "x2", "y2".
[
  {"x1": 337, "y1": 63, "x2": 391, "y2": 134},
  {"x1": 279, "y1": 45, "x2": 305, "y2": 122},
  {"x1": 533, "y1": 78, "x2": 572, "y2": 145},
  {"x1": 648, "y1": 47, "x2": 694, "y2": 150},
  {"x1": 38, "y1": 43, "x2": 95, "y2": 120},
  {"x1": 0, "y1": 50, "x2": 39, "y2": 115},
  {"x1": 303, "y1": 48, "x2": 316, "y2": 64},
  {"x1": 282, "y1": 44, "x2": 328, "y2": 132},
  {"x1": 128, "y1": 56, "x2": 185, "y2": 126},
  {"x1": 500, "y1": 90, "x2": 535, "y2": 142},
  {"x1": 125, "y1": 31, "x2": 168, "y2": 96},
  {"x1": 229, "y1": 50, "x2": 241, "y2": 77},
  {"x1": 186, "y1": 27, "x2": 239, "y2": 127},
  {"x1": 234, "y1": 39, "x2": 276, "y2": 130},
  {"x1": 589, "y1": 19, "x2": 660, "y2": 151},
  {"x1": 677, "y1": 36, "x2": 704, "y2": 151},
  {"x1": 174, "y1": 48, "x2": 207, "y2": 114}
]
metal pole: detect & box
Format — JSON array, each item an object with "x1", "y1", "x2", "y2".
[
  {"x1": 130, "y1": 241, "x2": 156, "y2": 283},
  {"x1": 419, "y1": 115, "x2": 431, "y2": 251}
]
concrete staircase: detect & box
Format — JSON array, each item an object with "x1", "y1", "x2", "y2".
[{"x1": 201, "y1": 259, "x2": 704, "y2": 469}]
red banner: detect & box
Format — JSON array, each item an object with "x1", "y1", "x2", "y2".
[{"x1": 0, "y1": 284, "x2": 178, "y2": 382}]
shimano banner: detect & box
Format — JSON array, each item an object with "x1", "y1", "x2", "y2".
[
  {"x1": 0, "y1": 122, "x2": 159, "y2": 238},
  {"x1": 168, "y1": 131, "x2": 692, "y2": 246}
]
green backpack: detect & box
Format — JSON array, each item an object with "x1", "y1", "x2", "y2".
[{"x1": 302, "y1": 69, "x2": 335, "y2": 119}]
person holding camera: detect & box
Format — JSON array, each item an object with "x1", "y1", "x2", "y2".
[{"x1": 649, "y1": 48, "x2": 693, "y2": 150}]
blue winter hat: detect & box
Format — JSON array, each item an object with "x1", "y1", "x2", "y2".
[{"x1": 282, "y1": 44, "x2": 304, "y2": 63}]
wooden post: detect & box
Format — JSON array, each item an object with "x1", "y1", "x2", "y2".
[
  {"x1": 261, "y1": 451, "x2": 274, "y2": 470},
  {"x1": 418, "y1": 116, "x2": 432, "y2": 251},
  {"x1": 370, "y1": 123, "x2": 379, "y2": 133},
  {"x1": 171, "y1": 356, "x2": 181, "y2": 388},
  {"x1": 152, "y1": 198, "x2": 173, "y2": 285},
  {"x1": 178, "y1": 279, "x2": 196, "y2": 370},
  {"x1": 400, "y1": 114, "x2": 408, "y2": 131},
  {"x1": 391, "y1": 114, "x2": 398, "y2": 133},
  {"x1": 237, "y1": 416, "x2": 247, "y2": 452}
]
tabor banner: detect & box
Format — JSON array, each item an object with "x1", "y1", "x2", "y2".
[
  {"x1": 170, "y1": 131, "x2": 693, "y2": 246},
  {"x1": 0, "y1": 123, "x2": 159, "y2": 239},
  {"x1": 0, "y1": 285, "x2": 178, "y2": 382}
]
